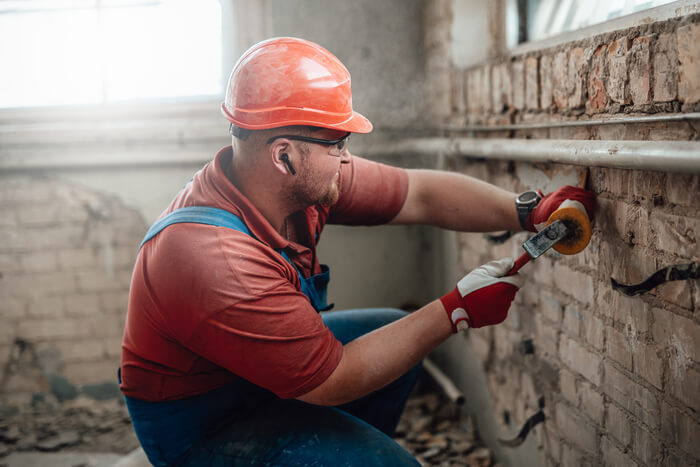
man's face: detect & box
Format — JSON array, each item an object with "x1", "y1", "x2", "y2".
[{"x1": 289, "y1": 129, "x2": 351, "y2": 208}]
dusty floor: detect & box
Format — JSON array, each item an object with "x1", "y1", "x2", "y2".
[{"x1": 0, "y1": 384, "x2": 496, "y2": 466}]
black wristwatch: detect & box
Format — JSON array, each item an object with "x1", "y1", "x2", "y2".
[{"x1": 515, "y1": 191, "x2": 542, "y2": 230}]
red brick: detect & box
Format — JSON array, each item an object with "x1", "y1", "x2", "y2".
[
  {"x1": 555, "y1": 402, "x2": 598, "y2": 453},
  {"x1": 653, "y1": 33, "x2": 679, "y2": 102},
  {"x1": 511, "y1": 60, "x2": 525, "y2": 110},
  {"x1": 607, "y1": 37, "x2": 631, "y2": 104},
  {"x1": 587, "y1": 45, "x2": 608, "y2": 113},
  {"x1": 677, "y1": 23, "x2": 700, "y2": 103},
  {"x1": 525, "y1": 56, "x2": 539, "y2": 110},
  {"x1": 629, "y1": 36, "x2": 651, "y2": 105},
  {"x1": 604, "y1": 362, "x2": 660, "y2": 429},
  {"x1": 540, "y1": 54, "x2": 553, "y2": 109},
  {"x1": 567, "y1": 47, "x2": 585, "y2": 108},
  {"x1": 552, "y1": 52, "x2": 568, "y2": 109}
]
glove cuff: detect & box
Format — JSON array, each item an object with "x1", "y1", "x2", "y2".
[{"x1": 440, "y1": 287, "x2": 471, "y2": 333}]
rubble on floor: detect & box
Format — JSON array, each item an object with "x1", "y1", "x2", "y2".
[
  {"x1": 0, "y1": 387, "x2": 495, "y2": 466},
  {"x1": 394, "y1": 390, "x2": 497, "y2": 466}
]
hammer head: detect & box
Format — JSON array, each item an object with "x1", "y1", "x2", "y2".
[{"x1": 522, "y1": 220, "x2": 569, "y2": 259}]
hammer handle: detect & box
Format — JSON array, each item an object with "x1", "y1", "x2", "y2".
[{"x1": 508, "y1": 251, "x2": 532, "y2": 276}]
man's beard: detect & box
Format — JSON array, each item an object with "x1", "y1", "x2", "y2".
[{"x1": 290, "y1": 173, "x2": 340, "y2": 208}]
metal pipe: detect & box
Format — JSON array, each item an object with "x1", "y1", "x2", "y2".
[
  {"x1": 423, "y1": 358, "x2": 465, "y2": 405},
  {"x1": 440, "y1": 112, "x2": 700, "y2": 132},
  {"x1": 366, "y1": 138, "x2": 700, "y2": 173}
]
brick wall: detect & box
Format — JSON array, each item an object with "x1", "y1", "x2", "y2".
[
  {"x1": 446, "y1": 13, "x2": 699, "y2": 467},
  {"x1": 0, "y1": 178, "x2": 145, "y2": 406}
]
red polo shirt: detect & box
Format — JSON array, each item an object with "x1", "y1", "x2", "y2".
[{"x1": 120, "y1": 147, "x2": 409, "y2": 401}]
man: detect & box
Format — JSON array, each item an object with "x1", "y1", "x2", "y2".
[{"x1": 120, "y1": 37, "x2": 595, "y2": 466}]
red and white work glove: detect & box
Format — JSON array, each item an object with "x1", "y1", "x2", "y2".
[
  {"x1": 526, "y1": 186, "x2": 596, "y2": 232},
  {"x1": 440, "y1": 258, "x2": 524, "y2": 332}
]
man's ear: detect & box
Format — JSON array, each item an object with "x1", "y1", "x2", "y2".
[{"x1": 270, "y1": 141, "x2": 294, "y2": 175}]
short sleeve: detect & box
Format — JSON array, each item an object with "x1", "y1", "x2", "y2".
[{"x1": 329, "y1": 156, "x2": 409, "y2": 225}]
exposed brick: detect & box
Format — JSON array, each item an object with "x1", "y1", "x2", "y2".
[
  {"x1": 20, "y1": 251, "x2": 57, "y2": 273},
  {"x1": 552, "y1": 263, "x2": 594, "y2": 305},
  {"x1": 598, "y1": 241, "x2": 656, "y2": 288},
  {"x1": 677, "y1": 23, "x2": 700, "y2": 103},
  {"x1": 525, "y1": 56, "x2": 539, "y2": 110},
  {"x1": 606, "y1": 403, "x2": 633, "y2": 446},
  {"x1": 560, "y1": 443, "x2": 586, "y2": 466},
  {"x1": 535, "y1": 314, "x2": 559, "y2": 357},
  {"x1": 64, "y1": 294, "x2": 101, "y2": 316},
  {"x1": 655, "y1": 278, "x2": 693, "y2": 310},
  {"x1": 649, "y1": 211, "x2": 700, "y2": 258},
  {"x1": 555, "y1": 402, "x2": 598, "y2": 453},
  {"x1": 597, "y1": 198, "x2": 650, "y2": 248},
  {"x1": 665, "y1": 173, "x2": 700, "y2": 208},
  {"x1": 0, "y1": 208, "x2": 18, "y2": 228},
  {"x1": 0, "y1": 321, "x2": 17, "y2": 345},
  {"x1": 607, "y1": 328, "x2": 633, "y2": 370},
  {"x1": 451, "y1": 68, "x2": 466, "y2": 114},
  {"x1": 661, "y1": 401, "x2": 700, "y2": 459},
  {"x1": 651, "y1": 308, "x2": 700, "y2": 363},
  {"x1": 540, "y1": 292, "x2": 564, "y2": 324},
  {"x1": 540, "y1": 54, "x2": 553, "y2": 109},
  {"x1": 601, "y1": 436, "x2": 637, "y2": 467},
  {"x1": 466, "y1": 69, "x2": 480, "y2": 114},
  {"x1": 560, "y1": 368, "x2": 578, "y2": 405},
  {"x1": 607, "y1": 37, "x2": 631, "y2": 104},
  {"x1": 560, "y1": 338, "x2": 602, "y2": 386},
  {"x1": 567, "y1": 47, "x2": 586, "y2": 108},
  {"x1": 653, "y1": 33, "x2": 679, "y2": 102},
  {"x1": 1, "y1": 297, "x2": 27, "y2": 320},
  {"x1": 54, "y1": 340, "x2": 105, "y2": 363},
  {"x1": 552, "y1": 52, "x2": 568, "y2": 109},
  {"x1": 479, "y1": 65, "x2": 492, "y2": 113},
  {"x1": 629, "y1": 36, "x2": 651, "y2": 105},
  {"x1": 584, "y1": 314, "x2": 605, "y2": 351},
  {"x1": 634, "y1": 342, "x2": 664, "y2": 390},
  {"x1": 587, "y1": 45, "x2": 608, "y2": 113},
  {"x1": 0, "y1": 253, "x2": 21, "y2": 274},
  {"x1": 2, "y1": 272, "x2": 77, "y2": 298},
  {"x1": 563, "y1": 304, "x2": 583, "y2": 337},
  {"x1": 669, "y1": 366, "x2": 700, "y2": 413},
  {"x1": 17, "y1": 318, "x2": 91, "y2": 341},
  {"x1": 597, "y1": 288, "x2": 651, "y2": 334},
  {"x1": 579, "y1": 381, "x2": 604, "y2": 425},
  {"x1": 76, "y1": 270, "x2": 131, "y2": 292},
  {"x1": 491, "y1": 63, "x2": 509, "y2": 113},
  {"x1": 632, "y1": 424, "x2": 662, "y2": 466},
  {"x1": 604, "y1": 362, "x2": 659, "y2": 429},
  {"x1": 511, "y1": 60, "x2": 525, "y2": 110},
  {"x1": 27, "y1": 296, "x2": 63, "y2": 319},
  {"x1": 63, "y1": 360, "x2": 118, "y2": 385}
]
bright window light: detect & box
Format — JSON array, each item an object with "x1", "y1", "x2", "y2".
[
  {"x1": 527, "y1": 0, "x2": 678, "y2": 42},
  {"x1": 0, "y1": 0, "x2": 223, "y2": 109}
]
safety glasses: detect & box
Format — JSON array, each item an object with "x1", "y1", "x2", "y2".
[{"x1": 266, "y1": 132, "x2": 350, "y2": 157}]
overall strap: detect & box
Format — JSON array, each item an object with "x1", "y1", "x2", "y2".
[{"x1": 139, "y1": 206, "x2": 252, "y2": 250}]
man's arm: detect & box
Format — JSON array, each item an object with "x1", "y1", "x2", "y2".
[
  {"x1": 389, "y1": 169, "x2": 522, "y2": 232},
  {"x1": 296, "y1": 300, "x2": 452, "y2": 406}
]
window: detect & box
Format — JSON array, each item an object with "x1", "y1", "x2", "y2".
[{"x1": 0, "y1": 0, "x2": 226, "y2": 109}]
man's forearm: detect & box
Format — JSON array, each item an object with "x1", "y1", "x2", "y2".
[
  {"x1": 296, "y1": 300, "x2": 453, "y2": 406},
  {"x1": 390, "y1": 169, "x2": 522, "y2": 232}
]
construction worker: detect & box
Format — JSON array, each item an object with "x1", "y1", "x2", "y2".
[{"x1": 119, "y1": 37, "x2": 595, "y2": 466}]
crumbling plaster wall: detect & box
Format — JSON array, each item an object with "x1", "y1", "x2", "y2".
[{"x1": 431, "y1": 7, "x2": 700, "y2": 467}]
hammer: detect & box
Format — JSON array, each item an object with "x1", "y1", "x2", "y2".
[{"x1": 508, "y1": 201, "x2": 592, "y2": 276}]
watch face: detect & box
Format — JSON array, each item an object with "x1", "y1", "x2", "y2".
[{"x1": 518, "y1": 191, "x2": 538, "y2": 204}]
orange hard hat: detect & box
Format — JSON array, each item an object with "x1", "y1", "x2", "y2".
[{"x1": 221, "y1": 37, "x2": 372, "y2": 133}]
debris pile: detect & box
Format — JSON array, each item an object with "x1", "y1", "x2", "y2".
[
  {"x1": 394, "y1": 391, "x2": 497, "y2": 466},
  {"x1": 0, "y1": 396, "x2": 138, "y2": 459}
]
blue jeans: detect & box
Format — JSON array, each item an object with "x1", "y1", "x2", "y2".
[{"x1": 124, "y1": 308, "x2": 421, "y2": 466}]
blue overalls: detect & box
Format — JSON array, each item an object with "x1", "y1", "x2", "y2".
[
  {"x1": 139, "y1": 206, "x2": 333, "y2": 312},
  {"x1": 122, "y1": 206, "x2": 420, "y2": 466}
]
